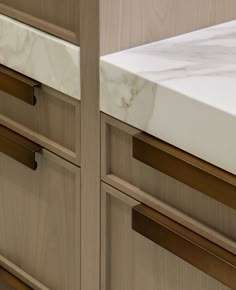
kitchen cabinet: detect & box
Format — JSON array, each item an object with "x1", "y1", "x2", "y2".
[
  {"x1": 0, "y1": 65, "x2": 81, "y2": 165},
  {"x1": 1, "y1": 1, "x2": 236, "y2": 290},
  {"x1": 0, "y1": 0, "x2": 80, "y2": 44},
  {"x1": 101, "y1": 182, "x2": 234, "y2": 290},
  {"x1": 0, "y1": 126, "x2": 80, "y2": 290},
  {"x1": 101, "y1": 114, "x2": 236, "y2": 246}
]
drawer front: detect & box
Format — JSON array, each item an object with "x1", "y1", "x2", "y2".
[
  {"x1": 0, "y1": 0, "x2": 80, "y2": 44},
  {"x1": 101, "y1": 183, "x2": 234, "y2": 290},
  {"x1": 0, "y1": 66, "x2": 80, "y2": 165},
  {"x1": 101, "y1": 114, "x2": 236, "y2": 242},
  {"x1": 0, "y1": 127, "x2": 80, "y2": 290}
]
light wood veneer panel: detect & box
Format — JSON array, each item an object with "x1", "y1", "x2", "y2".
[
  {"x1": 0, "y1": 0, "x2": 80, "y2": 44},
  {"x1": 80, "y1": 0, "x2": 100, "y2": 289},
  {"x1": 100, "y1": 0, "x2": 236, "y2": 54},
  {"x1": 0, "y1": 149, "x2": 80, "y2": 290},
  {"x1": 101, "y1": 114, "x2": 236, "y2": 247},
  {"x1": 0, "y1": 85, "x2": 80, "y2": 165},
  {"x1": 101, "y1": 183, "x2": 231, "y2": 290}
]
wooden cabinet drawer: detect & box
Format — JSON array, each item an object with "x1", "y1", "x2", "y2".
[
  {"x1": 0, "y1": 126, "x2": 80, "y2": 290},
  {"x1": 101, "y1": 113, "x2": 236, "y2": 242},
  {"x1": 0, "y1": 0, "x2": 80, "y2": 44},
  {"x1": 101, "y1": 183, "x2": 235, "y2": 290},
  {"x1": 0, "y1": 65, "x2": 80, "y2": 165}
]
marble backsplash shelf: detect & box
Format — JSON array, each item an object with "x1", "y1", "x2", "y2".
[
  {"x1": 0, "y1": 14, "x2": 80, "y2": 100},
  {"x1": 100, "y1": 20, "x2": 236, "y2": 175}
]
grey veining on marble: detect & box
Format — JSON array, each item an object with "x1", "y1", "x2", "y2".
[
  {"x1": 0, "y1": 14, "x2": 80, "y2": 100},
  {"x1": 101, "y1": 20, "x2": 236, "y2": 175}
]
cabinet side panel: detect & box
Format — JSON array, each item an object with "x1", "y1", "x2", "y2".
[{"x1": 100, "y1": 0, "x2": 236, "y2": 54}]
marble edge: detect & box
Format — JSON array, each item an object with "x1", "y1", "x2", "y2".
[
  {"x1": 100, "y1": 35, "x2": 236, "y2": 175},
  {"x1": 100, "y1": 57, "x2": 236, "y2": 120},
  {"x1": 100, "y1": 18, "x2": 236, "y2": 119},
  {"x1": 0, "y1": 14, "x2": 80, "y2": 100}
]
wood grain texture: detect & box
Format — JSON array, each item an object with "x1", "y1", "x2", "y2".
[
  {"x1": 0, "y1": 0, "x2": 80, "y2": 44},
  {"x1": 101, "y1": 114, "x2": 236, "y2": 251},
  {"x1": 133, "y1": 133, "x2": 236, "y2": 210},
  {"x1": 133, "y1": 204, "x2": 236, "y2": 289},
  {"x1": 0, "y1": 149, "x2": 80, "y2": 290},
  {"x1": 0, "y1": 255, "x2": 50, "y2": 290},
  {"x1": 0, "y1": 85, "x2": 80, "y2": 165},
  {"x1": 100, "y1": 0, "x2": 236, "y2": 54},
  {"x1": 0, "y1": 266, "x2": 32, "y2": 290},
  {"x1": 101, "y1": 183, "x2": 231, "y2": 290},
  {"x1": 80, "y1": 0, "x2": 100, "y2": 289}
]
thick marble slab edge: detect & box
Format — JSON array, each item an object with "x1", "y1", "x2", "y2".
[
  {"x1": 100, "y1": 20, "x2": 236, "y2": 175},
  {"x1": 0, "y1": 14, "x2": 80, "y2": 100}
]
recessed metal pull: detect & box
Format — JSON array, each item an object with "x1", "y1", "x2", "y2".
[
  {"x1": 0, "y1": 266, "x2": 32, "y2": 289},
  {"x1": 0, "y1": 125, "x2": 42, "y2": 170},
  {"x1": 132, "y1": 204, "x2": 236, "y2": 289},
  {"x1": 132, "y1": 132, "x2": 236, "y2": 210},
  {"x1": 0, "y1": 65, "x2": 40, "y2": 105}
]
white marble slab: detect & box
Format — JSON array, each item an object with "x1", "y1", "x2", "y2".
[
  {"x1": 0, "y1": 14, "x2": 80, "y2": 100},
  {"x1": 101, "y1": 20, "x2": 236, "y2": 175}
]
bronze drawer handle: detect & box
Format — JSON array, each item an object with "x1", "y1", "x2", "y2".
[
  {"x1": 132, "y1": 203, "x2": 236, "y2": 289},
  {"x1": 0, "y1": 65, "x2": 40, "y2": 105},
  {"x1": 0, "y1": 125, "x2": 42, "y2": 170},
  {"x1": 0, "y1": 266, "x2": 32, "y2": 289},
  {"x1": 132, "y1": 133, "x2": 236, "y2": 210}
]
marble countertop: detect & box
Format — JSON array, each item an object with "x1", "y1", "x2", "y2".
[
  {"x1": 0, "y1": 14, "x2": 80, "y2": 100},
  {"x1": 100, "y1": 20, "x2": 236, "y2": 175}
]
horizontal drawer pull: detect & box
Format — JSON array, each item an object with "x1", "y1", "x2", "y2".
[
  {"x1": 0, "y1": 65, "x2": 40, "y2": 105},
  {"x1": 133, "y1": 133, "x2": 236, "y2": 210},
  {"x1": 132, "y1": 204, "x2": 236, "y2": 289},
  {"x1": 0, "y1": 125, "x2": 42, "y2": 170},
  {"x1": 0, "y1": 266, "x2": 32, "y2": 290}
]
